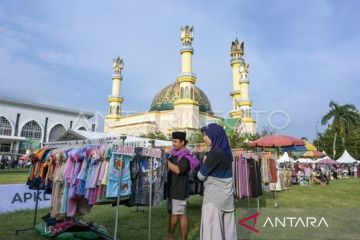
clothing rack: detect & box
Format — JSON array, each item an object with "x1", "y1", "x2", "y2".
[
  {"x1": 17, "y1": 140, "x2": 150, "y2": 239},
  {"x1": 15, "y1": 188, "x2": 41, "y2": 235},
  {"x1": 15, "y1": 149, "x2": 51, "y2": 236},
  {"x1": 43, "y1": 136, "x2": 148, "y2": 148}
]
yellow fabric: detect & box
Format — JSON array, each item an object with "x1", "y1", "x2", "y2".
[
  {"x1": 304, "y1": 141, "x2": 317, "y2": 151},
  {"x1": 101, "y1": 161, "x2": 109, "y2": 185}
]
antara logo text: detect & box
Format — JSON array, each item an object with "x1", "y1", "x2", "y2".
[
  {"x1": 239, "y1": 212, "x2": 329, "y2": 234},
  {"x1": 263, "y1": 216, "x2": 329, "y2": 228}
]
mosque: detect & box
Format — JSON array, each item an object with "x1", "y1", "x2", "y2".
[{"x1": 104, "y1": 26, "x2": 256, "y2": 139}]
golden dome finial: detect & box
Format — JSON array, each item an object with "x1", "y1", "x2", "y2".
[
  {"x1": 113, "y1": 56, "x2": 124, "y2": 74},
  {"x1": 180, "y1": 25, "x2": 194, "y2": 46},
  {"x1": 230, "y1": 39, "x2": 244, "y2": 60}
]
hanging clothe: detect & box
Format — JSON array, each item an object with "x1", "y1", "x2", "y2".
[
  {"x1": 130, "y1": 150, "x2": 166, "y2": 206},
  {"x1": 249, "y1": 159, "x2": 263, "y2": 197},
  {"x1": 106, "y1": 153, "x2": 132, "y2": 198}
]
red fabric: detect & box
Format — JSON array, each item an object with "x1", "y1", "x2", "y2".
[
  {"x1": 250, "y1": 135, "x2": 305, "y2": 147},
  {"x1": 268, "y1": 159, "x2": 277, "y2": 183}
]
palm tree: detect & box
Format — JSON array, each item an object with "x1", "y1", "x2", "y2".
[{"x1": 321, "y1": 101, "x2": 360, "y2": 154}]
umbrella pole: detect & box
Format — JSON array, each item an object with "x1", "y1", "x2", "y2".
[{"x1": 274, "y1": 148, "x2": 280, "y2": 208}]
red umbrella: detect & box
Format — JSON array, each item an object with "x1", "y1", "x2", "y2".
[
  {"x1": 250, "y1": 135, "x2": 305, "y2": 148},
  {"x1": 316, "y1": 158, "x2": 338, "y2": 165}
]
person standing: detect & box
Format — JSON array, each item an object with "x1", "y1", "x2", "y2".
[
  {"x1": 166, "y1": 132, "x2": 191, "y2": 240},
  {"x1": 197, "y1": 123, "x2": 237, "y2": 240}
]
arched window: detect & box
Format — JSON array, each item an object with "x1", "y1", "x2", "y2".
[
  {"x1": 180, "y1": 87, "x2": 184, "y2": 99},
  {"x1": 20, "y1": 120, "x2": 42, "y2": 140},
  {"x1": 78, "y1": 127, "x2": 86, "y2": 131},
  {"x1": 185, "y1": 86, "x2": 190, "y2": 99},
  {"x1": 0, "y1": 116, "x2": 12, "y2": 136},
  {"x1": 190, "y1": 87, "x2": 194, "y2": 99},
  {"x1": 49, "y1": 124, "x2": 66, "y2": 142}
]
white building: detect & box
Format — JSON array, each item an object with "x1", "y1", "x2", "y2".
[{"x1": 0, "y1": 97, "x2": 96, "y2": 154}]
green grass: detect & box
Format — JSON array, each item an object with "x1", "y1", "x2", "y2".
[
  {"x1": 0, "y1": 177, "x2": 359, "y2": 239},
  {"x1": 0, "y1": 170, "x2": 28, "y2": 184}
]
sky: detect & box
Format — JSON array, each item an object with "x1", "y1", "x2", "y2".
[{"x1": 0, "y1": 0, "x2": 359, "y2": 140}]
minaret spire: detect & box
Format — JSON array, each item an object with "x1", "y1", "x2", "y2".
[
  {"x1": 106, "y1": 56, "x2": 124, "y2": 121},
  {"x1": 176, "y1": 25, "x2": 198, "y2": 103},
  {"x1": 173, "y1": 25, "x2": 200, "y2": 135},
  {"x1": 229, "y1": 38, "x2": 244, "y2": 118},
  {"x1": 229, "y1": 40, "x2": 256, "y2": 134}
]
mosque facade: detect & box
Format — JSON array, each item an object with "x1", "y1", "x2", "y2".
[{"x1": 104, "y1": 26, "x2": 256, "y2": 139}]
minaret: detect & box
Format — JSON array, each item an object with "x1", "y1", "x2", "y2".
[
  {"x1": 174, "y1": 25, "x2": 199, "y2": 134},
  {"x1": 105, "y1": 56, "x2": 124, "y2": 132},
  {"x1": 176, "y1": 25, "x2": 198, "y2": 103},
  {"x1": 232, "y1": 41, "x2": 256, "y2": 134},
  {"x1": 229, "y1": 39, "x2": 243, "y2": 119}
]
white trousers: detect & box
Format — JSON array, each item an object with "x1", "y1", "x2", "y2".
[{"x1": 200, "y1": 203, "x2": 237, "y2": 240}]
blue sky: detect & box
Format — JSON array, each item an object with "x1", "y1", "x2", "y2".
[{"x1": 0, "y1": 0, "x2": 359, "y2": 140}]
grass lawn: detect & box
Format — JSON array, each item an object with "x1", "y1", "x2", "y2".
[
  {"x1": 0, "y1": 174, "x2": 359, "y2": 239},
  {"x1": 0, "y1": 169, "x2": 28, "y2": 184}
]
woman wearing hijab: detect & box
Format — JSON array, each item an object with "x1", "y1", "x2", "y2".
[{"x1": 197, "y1": 123, "x2": 237, "y2": 240}]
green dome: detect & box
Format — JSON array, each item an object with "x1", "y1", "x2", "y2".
[{"x1": 150, "y1": 82, "x2": 213, "y2": 114}]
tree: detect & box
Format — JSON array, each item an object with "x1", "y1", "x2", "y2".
[
  {"x1": 321, "y1": 101, "x2": 360, "y2": 147},
  {"x1": 314, "y1": 125, "x2": 360, "y2": 160},
  {"x1": 188, "y1": 131, "x2": 203, "y2": 144},
  {"x1": 259, "y1": 126, "x2": 276, "y2": 137},
  {"x1": 139, "y1": 130, "x2": 169, "y2": 140},
  {"x1": 217, "y1": 119, "x2": 258, "y2": 149}
]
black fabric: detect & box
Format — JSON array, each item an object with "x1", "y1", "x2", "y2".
[
  {"x1": 29, "y1": 177, "x2": 42, "y2": 190},
  {"x1": 45, "y1": 180, "x2": 53, "y2": 194},
  {"x1": 200, "y1": 149, "x2": 232, "y2": 179},
  {"x1": 249, "y1": 159, "x2": 263, "y2": 197},
  {"x1": 167, "y1": 156, "x2": 190, "y2": 200},
  {"x1": 42, "y1": 213, "x2": 64, "y2": 226},
  {"x1": 193, "y1": 152, "x2": 206, "y2": 195},
  {"x1": 130, "y1": 149, "x2": 166, "y2": 206}
]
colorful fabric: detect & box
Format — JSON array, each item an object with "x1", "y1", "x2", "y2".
[{"x1": 106, "y1": 153, "x2": 132, "y2": 198}]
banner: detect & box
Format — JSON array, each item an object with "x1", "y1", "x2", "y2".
[{"x1": 0, "y1": 184, "x2": 51, "y2": 214}]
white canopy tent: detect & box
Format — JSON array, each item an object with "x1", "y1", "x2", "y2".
[
  {"x1": 337, "y1": 150, "x2": 358, "y2": 164},
  {"x1": 277, "y1": 152, "x2": 294, "y2": 163},
  {"x1": 297, "y1": 158, "x2": 314, "y2": 164}
]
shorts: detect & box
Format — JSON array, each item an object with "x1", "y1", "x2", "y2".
[{"x1": 167, "y1": 198, "x2": 187, "y2": 215}]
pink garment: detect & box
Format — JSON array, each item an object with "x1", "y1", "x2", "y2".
[
  {"x1": 97, "y1": 161, "x2": 107, "y2": 186},
  {"x1": 67, "y1": 158, "x2": 84, "y2": 217},
  {"x1": 88, "y1": 189, "x2": 96, "y2": 205},
  {"x1": 96, "y1": 185, "x2": 103, "y2": 201},
  {"x1": 91, "y1": 161, "x2": 102, "y2": 188},
  {"x1": 63, "y1": 155, "x2": 75, "y2": 183},
  {"x1": 85, "y1": 189, "x2": 90, "y2": 199}
]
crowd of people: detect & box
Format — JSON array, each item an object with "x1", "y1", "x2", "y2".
[
  {"x1": 290, "y1": 161, "x2": 359, "y2": 186},
  {"x1": 0, "y1": 153, "x2": 26, "y2": 169}
]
